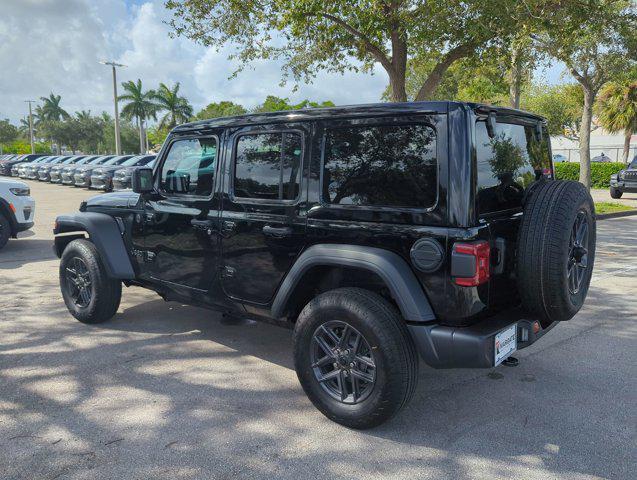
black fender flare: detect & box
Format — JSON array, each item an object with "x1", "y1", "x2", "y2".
[
  {"x1": 271, "y1": 244, "x2": 436, "y2": 322},
  {"x1": 54, "y1": 212, "x2": 135, "y2": 279},
  {"x1": 0, "y1": 198, "x2": 18, "y2": 237}
]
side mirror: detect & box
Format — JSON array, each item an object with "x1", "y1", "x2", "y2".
[{"x1": 132, "y1": 167, "x2": 154, "y2": 194}]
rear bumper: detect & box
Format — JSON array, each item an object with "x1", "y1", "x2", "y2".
[{"x1": 407, "y1": 308, "x2": 556, "y2": 369}]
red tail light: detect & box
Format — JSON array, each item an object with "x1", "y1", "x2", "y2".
[{"x1": 454, "y1": 241, "x2": 490, "y2": 286}]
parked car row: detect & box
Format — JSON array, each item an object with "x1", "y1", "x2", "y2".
[{"x1": 0, "y1": 153, "x2": 155, "y2": 191}]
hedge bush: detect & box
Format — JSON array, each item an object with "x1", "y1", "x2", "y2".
[{"x1": 554, "y1": 162, "x2": 625, "y2": 188}]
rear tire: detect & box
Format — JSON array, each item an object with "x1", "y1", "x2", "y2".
[
  {"x1": 60, "y1": 239, "x2": 121, "y2": 324},
  {"x1": 517, "y1": 180, "x2": 596, "y2": 324},
  {"x1": 0, "y1": 213, "x2": 10, "y2": 250},
  {"x1": 293, "y1": 288, "x2": 418, "y2": 429},
  {"x1": 610, "y1": 187, "x2": 623, "y2": 199}
]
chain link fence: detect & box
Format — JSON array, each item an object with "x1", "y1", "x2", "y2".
[{"x1": 552, "y1": 146, "x2": 637, "y2": 164}]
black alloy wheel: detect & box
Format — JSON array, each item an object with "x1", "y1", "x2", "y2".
[
  {"x1": 568, "y1": 211, "x2": 589, "y2": 295},
  {"x1": 310, "y1": 321, "x2": 376, "y2": 405},
  {"x1": 65, "y1": 257, "x2": 93, "y2": 307}
]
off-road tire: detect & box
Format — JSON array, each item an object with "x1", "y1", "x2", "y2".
[
  {"x1": 293, "y1": 287, "x2": 418, "y2": 429},
  {"x1": 60, "y1": 239, "x2": 122, "y2": 324},
  {"x1": 610, "y1": 187, "x2": 623, "y2": 199},
  {"x1": 0, "y1": 213, "x2": 10, "y2": 250},
  {"x1": 517, "y1": 180, "x2": 596, "y2": 324}
]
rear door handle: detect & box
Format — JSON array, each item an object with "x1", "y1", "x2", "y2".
[{"x1": 262, "y1": 225, "x2": 293, "y2": 237}]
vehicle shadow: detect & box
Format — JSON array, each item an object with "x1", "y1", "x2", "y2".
[
  {"x1": 0, "y1": 238, "x2": 56, "y2": 269},
  {"x1": 1, "y1": 279, "x2": 634, "y2": 479}
]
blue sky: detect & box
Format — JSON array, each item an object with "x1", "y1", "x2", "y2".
[{"x1": 1, "y1": 0, "x2": 567, "y2": 123}]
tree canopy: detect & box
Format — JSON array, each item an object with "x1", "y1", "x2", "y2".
[{"x1": 165, "y1": 0, "x2": 538, "y2": 103}]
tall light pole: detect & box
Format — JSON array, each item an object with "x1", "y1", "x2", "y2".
[
  {"x1": 24, "y1": 100, "x2": 36, "y2": 154},
  {"x1": 100, "y1": 60, "x2": 126, "y2": 155}
]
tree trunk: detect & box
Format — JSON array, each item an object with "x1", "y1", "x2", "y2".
[
  {"x1": 388, "y1": 68, "x2": 407, "y2": 102},
  {"x1": 138, "y1": 117, "x2": 144, "y2": 154},
  {"x1": 622, "y1": 129, "x2": 632, "y2": 164},
  {"x1": 579, "y1": 87, "x2": 595, "y2": 189},
  {"x1": 509, "y1": 44, "x2": 523, "y2": 109},
  {"x1": 414, "y1": 44, "x2": 474, "y2": 101}
]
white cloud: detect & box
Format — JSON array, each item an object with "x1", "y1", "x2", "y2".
[{"x1": 0, "y1": 0, "x2": 389, "y2": 124}]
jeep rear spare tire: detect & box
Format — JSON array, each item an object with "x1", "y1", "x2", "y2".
[{"x1": 517, "y1": 180, "x2": 596, "y2": 324}]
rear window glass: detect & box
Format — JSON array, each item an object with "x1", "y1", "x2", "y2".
[
  {"x1": 322, "y1": 124, "x2": 437, "y2": 208},
  {"x1": 234, "y1": 132, "x2": 302, "y2": 201},
  {"x1": 475, "y1": 121, "x2": 551, "y2": 215}
]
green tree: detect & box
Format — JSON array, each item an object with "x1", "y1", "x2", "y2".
[
  {"x1": 0, "y1": 119, "x2": 18, "y2": 154},
  {"x1": 385, "y1": 52, "x2": 510, "y2": 104},
  {"x1": 531, "y1": 0, "x2": 636, "y2": 187},
  {"x1": 597, "y1": 81, "x2": 637, "y2": 164},
  {"x1": 154, "y1": 82, "x2": 194, "y2": 129},
  {"x1": 522, "y1": 84, "x2": 583, "y2": 138},
  {"x1": 74, "y1": 111, "x2": 106, "y2": 154},
  {"x1": 253, "y1": 96, "x2": 334, "y2": 113},
  {"x1": 165, "y1": 0, "x2": 534, "y2": 103},
  {"x1": 39, "y1": 93, "x2": 70, "y2": 121},
  {"x1": 195, "y1": 100, "x2": 247, "y2": 120},
  {"x1": 147, "y1": 124, "x2": 171, "y2": 150},
  {"x1": 118, "y1": 79, "x2": 160, "y2": 153}
]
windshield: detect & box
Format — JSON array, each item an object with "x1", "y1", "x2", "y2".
[
  {"x1": 92, "y1": 156, "x2": 114, "y2": 164},
  {"x1": 120, "y1": 156, "x2": 144, "y2": 167},
  {"x1": 104, "y1": 155, "x2": 132, "y2": 166},
  {"x1": 629, "y1": 158, "x2": 637, "y2": 170},
  {"x1": 62, "y1": 156, "x2": 82, "y2": 164}
]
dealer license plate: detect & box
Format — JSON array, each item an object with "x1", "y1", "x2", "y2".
[{"x1": 494, "y1": 324, "x2": 517, "y2": 366}]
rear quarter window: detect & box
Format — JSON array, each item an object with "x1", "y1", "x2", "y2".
[
  {"x1": 321, "y1": 123, "x2": 437, "y2": 209},
  {"x1": 475, "y1": 120, "x2": 551, "y2": 216}
]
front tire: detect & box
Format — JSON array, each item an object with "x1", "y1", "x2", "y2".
[
  {"x1": 60, "y1": 239, "x2": 122, "y2": 324},
  {"x1": 0, "y1": 213, "x2": 10, "y2": 250},
  {"x1": 610, "y1": 187, "x2": 623, "y2": 199},
  {"x1": 293, "y1": 288, "x2": 418, "y2": 429}
]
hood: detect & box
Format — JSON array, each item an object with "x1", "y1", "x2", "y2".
[
  {"x1": 0, "y1": 178, "x2": 29, "y2": 189},
  {"x1": 85, "y1": 191, "x2": 140, "y2": 209}
]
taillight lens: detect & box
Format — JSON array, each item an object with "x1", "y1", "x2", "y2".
[{"x1": 454, "y1": 241, "x2": 490, "y2": 286}]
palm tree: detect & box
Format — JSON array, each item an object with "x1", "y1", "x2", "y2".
[
  {"x1": 154, "y1": 82, "x2": 193, "y2": 129},
  {"x1": 39, "y1": 93, "x2": 70, "y2": 121},
  {"x1": 75, "y1": 110, "x2": 92, "y2": 121},
  {"x1": 118, "y1": 79, "x2": 159, "y2": 153},
  {"x1": 597, "y1": 81, "x2": 637, "y2": 164}
]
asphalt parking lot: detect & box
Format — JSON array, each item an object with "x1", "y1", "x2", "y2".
[{"x1": 0, "y1": 180, "x2": 635, "y2": 480}]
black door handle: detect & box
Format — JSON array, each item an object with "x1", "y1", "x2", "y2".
[{"x1": 262, "y1": 225, "x2": 293, "y2": 237}]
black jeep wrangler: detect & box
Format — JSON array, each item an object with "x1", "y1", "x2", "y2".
[
  {"x1": 54, "y1": 102, "x2": 596, "y2": 428},
  {"x1": 610, "y1": 156, "x2": 637, "y2": 198}
]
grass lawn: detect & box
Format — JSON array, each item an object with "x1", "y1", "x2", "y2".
[{"x1": 595, "y1": 202, "x2": 635, "y2": 214}]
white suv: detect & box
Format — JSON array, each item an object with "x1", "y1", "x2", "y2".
[{"x1": 0, "y1": 178, "x2": 35, "y2": 250}]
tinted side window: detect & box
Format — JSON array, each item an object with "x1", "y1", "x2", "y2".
[
  {"x1": 476, "y1": 121, "x2": 551, "y2": 215},
  {"x1": 160, "y1": 137, "x2": 217, "y2": 196},
  {"x1": 322, "y1": 124, "x2": 437, "y2": 208},
  {"x1": 234, "y1": 132, "x2": 302, "y2": 201}
]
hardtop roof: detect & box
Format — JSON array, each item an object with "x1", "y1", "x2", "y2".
[{"x1": 173, "y1": 100, "x2": 545, "y2": 133}]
